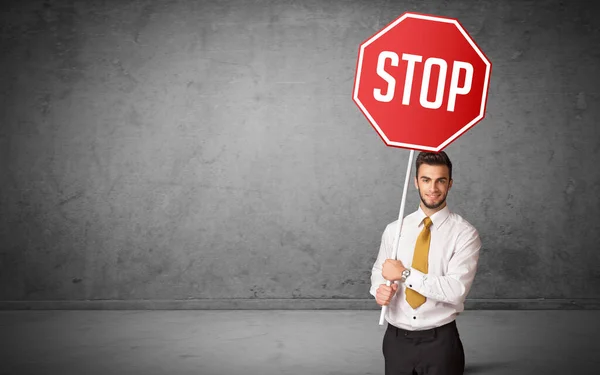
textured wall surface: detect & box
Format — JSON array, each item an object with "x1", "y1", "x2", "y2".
[{"x1": 1, "y1": 0, "x2": 599, "y2": 307}]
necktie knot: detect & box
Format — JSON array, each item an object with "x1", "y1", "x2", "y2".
[{"x1": 422, "y1": 217, "x2": 432, "y2": 229}]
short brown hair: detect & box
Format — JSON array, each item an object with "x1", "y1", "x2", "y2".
[{"x1": 415, "y1": 151, "x2": 453, "y2": 180}]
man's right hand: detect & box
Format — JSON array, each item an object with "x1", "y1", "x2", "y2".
[{"x1": 376, "y1": 283, "x2": 399, "y2": 306}]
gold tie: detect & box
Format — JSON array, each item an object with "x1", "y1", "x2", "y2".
[{"x1": 406, "y1": 217, "x2": 432, "y2": 308}]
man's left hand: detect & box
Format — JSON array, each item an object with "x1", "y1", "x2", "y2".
[{"x1": 382, "y1": 259, "x2": 406, "y2": 281}]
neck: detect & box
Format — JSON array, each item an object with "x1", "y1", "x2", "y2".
[{"x1": 420, "y1": 201, "x2": 446, "y2": 217}]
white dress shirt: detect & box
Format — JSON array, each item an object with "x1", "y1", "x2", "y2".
[{"x1": 370, "y1": 204, "x2": 481, "y2": 331}]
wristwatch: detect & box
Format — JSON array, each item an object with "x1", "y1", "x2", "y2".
[{"x1": 400, "y1": 268, "x2": 411, "y2": 283}]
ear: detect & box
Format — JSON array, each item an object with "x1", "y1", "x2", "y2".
[
  {"x1": 448, "y1": 178, "x2": 453, "y2": 190},
  {"x1": 414, "y1": 176, "x2": 418, "y2": 189}
]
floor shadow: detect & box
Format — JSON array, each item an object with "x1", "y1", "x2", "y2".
[{"x1": 464, "y1": 362, "x2": 512, "y2": 374}]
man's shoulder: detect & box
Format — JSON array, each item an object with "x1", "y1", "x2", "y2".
[
  {"x1": 446, "y1": 210, "x2": 479, "y2": 236},
  {"x1": 384, "y1": 210, "x2": 422, "y2": 232}
]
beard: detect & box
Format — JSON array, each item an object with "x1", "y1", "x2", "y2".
[{"x1": 418, "y1": 189, "x2": 447, "y2": 210}]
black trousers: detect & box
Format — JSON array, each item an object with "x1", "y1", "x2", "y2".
[{"x1": 382, "y1": 320, "x2": 465, "y2": 375}]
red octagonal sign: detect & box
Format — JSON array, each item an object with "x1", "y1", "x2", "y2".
[{"x1": 353, "y1": 12, "x2": 492, "y2": 152}]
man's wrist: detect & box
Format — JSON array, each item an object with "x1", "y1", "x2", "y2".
[{"x1": 399, "y1": 267, "x2": 411, "y2": 282}]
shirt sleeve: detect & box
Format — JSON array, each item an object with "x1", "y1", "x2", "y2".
[
  {"x1": 404, "y1": 225, "x2": 481, "y2": 306},
  {"x1": 370, "y1": 223, "x2": 394, "y2": 298}
]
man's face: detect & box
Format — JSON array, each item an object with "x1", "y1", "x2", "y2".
[{"x1": 414, "y1": 164, "x2": 453, "y2": 211}]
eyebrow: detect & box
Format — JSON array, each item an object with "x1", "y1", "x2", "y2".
[{"x1": 420, "y1": 176, "x2": 448, "y2": 181}]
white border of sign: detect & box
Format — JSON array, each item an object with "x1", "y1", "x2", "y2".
[{"x1": 353, "y1": 13, "x2": 492, "y2": 152}]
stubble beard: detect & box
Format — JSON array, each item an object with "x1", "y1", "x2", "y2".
[{"x1": 418, "y1": 189, "x2": 447, "y2": 210}]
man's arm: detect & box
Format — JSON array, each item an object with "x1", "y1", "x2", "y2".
[
  {"x1": 370, "y1": 223, "x2": 393, "y2": 298},
  {"x1": 404, "y1": 226, "x2": 481, "y2": 306}
]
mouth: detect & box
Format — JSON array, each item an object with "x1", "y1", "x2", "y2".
[{"x1": 426, "y1": 194, "x2": 440, "y2": 199}]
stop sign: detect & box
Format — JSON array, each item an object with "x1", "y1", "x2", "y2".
[{"x1": 353, "y1": 12, "x2": 492, "y2": 152}]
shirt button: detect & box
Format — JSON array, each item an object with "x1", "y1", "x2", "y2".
[
  {"x1": 413, "y1": 316, "x2": 416, "y2": 319},
  {"x1": 409, "y1": 284, "x2": 412, "y2": 288}
]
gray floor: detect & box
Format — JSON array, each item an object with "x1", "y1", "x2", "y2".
[{"x1": 2, "y1": 310, "x2": 599, "y2": 375}]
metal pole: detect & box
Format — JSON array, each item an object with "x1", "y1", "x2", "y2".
[{"x1": 379, "y1": 149, "x2": 414, "y2": 325}]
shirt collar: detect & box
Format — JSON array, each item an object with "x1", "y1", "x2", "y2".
[{"x1": 416, "y1": 204, "x2": 451, "y2": 229}]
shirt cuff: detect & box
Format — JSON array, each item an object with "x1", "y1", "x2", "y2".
[
  {"x1": 405, "y1": 268, "x2": 426, "y2": 291},
  {"x1": 369, "y1": 285, "x2": 377, "y2": 298}
]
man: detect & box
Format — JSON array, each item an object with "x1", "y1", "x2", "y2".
[{"x1": 370, "y1": 151, "x2": 481, "y2": 375}]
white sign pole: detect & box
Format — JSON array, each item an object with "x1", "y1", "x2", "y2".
[{"x1": 379, "y1": 149, "x2": 415, "y2": 325}]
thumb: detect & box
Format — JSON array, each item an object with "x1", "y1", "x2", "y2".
[{"x1": 391, "y1": 283, "x2": 399, "y2": 291}]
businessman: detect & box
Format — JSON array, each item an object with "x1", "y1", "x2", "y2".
[{"x1": 370, "y1": 151, "x2": 481, "y2": 375}]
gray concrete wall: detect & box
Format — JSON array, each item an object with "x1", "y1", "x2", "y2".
[{"x1": 1, "y1": 0, "x2": 599, "y2": 309}]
